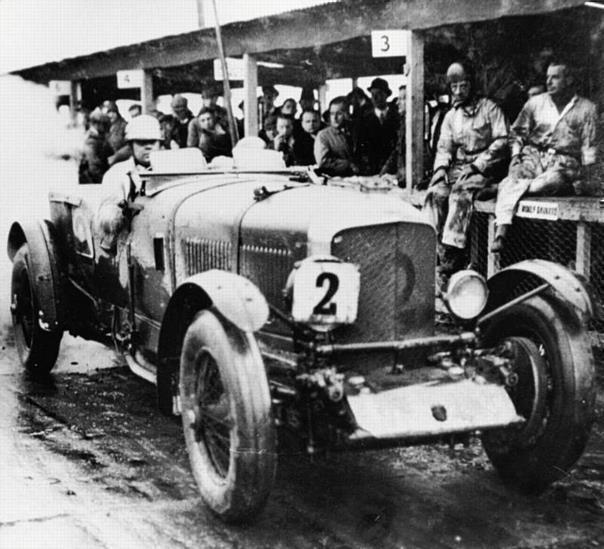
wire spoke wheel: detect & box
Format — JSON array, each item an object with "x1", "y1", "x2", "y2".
[
  {"x1": 179, "y1": 310, "x2": 276, "y2": 522},
  {"x1": 191, "y1": 350, "x2": 233, "y2": 477},
  {"x1": 481, "y1": 294, "x2": 595, "y2": 492}
]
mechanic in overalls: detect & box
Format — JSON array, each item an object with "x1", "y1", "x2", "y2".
[
  {"x1": 96, "y1": 114, "x2": 161, "y2": 252},
  {"x1": 491, "y1": 59, "x2": 598, "y2": 251},
  {"x1": 423, "y1": 61, "x2": 509, "y2": 285}
]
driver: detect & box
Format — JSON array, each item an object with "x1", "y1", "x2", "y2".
[{"x1": 96, "y1": 115, "x2": 161, "y2": 251}]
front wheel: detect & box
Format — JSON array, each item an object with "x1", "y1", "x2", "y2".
[
  {"x1": 11, "y1": 244, "x2": 62, "y2": 375},
  {"x1": 481, "y1": 295, "x2": 595, "y2": 492},
  {"x1": 179, "y1": 309, "x2": 276, "y2": 522}
]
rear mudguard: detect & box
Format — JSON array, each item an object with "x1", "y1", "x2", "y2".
[
  {"x1": 7, "y1": 221, "x2": 65, "y2": 332},
  {"x1": 485, "y1": 259, "x2": 592, "y2": 328}
]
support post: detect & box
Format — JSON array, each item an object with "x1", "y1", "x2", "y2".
[
  {"x1": 405, "y1": 30, "x2": 424, "y2": 189},
  {"x1": 318, "y1": 83, "x2": 328, "y2": 113},
  {"x1": 243, "y1": 53, "x2": 258, "y2": 138},
  {"x1": 141, "y1": 69, "x2": 154, "y2": 114},
  {"x1": 576, "y1": 221, "x2": 592, "y2": 276},
  {"x1": 69, "y1": 80, "x2": 81, "y2": 126}
]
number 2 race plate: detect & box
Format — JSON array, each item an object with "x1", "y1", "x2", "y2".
[{"x1": 291, "y1": 257, "x2": 360, "y2": 329}]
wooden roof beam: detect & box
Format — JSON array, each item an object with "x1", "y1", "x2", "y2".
[{"x1": 12, "y1": 0, "x2": 584, "y2": 83}]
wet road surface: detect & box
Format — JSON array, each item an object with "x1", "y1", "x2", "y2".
[{"x1": 1, "y1": 320, "x2": 603, "y2": 548}]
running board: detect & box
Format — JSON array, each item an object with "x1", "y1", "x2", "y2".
[{"x1": 347, "y1": 379, "x2": 523, "y2": 440}]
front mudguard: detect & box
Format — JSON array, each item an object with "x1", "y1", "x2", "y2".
[
  {"x1": 484, "y1": 259, "x2": 593, "y2": 330},
  {"x1": 7, "y1": 220, "x2": 65, "y2": 332},
  {"x1": 155, "y1": 270, "x2": 269, "y2": 415}
]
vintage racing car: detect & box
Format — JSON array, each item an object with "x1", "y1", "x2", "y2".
[{"x1": 8, "y1": 151, "x2": 596, "y2": 522}]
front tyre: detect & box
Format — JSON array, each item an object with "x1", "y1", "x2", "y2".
[
  {"x1": 481, "y1": 295, "x2": 595, "y2": 493},
  {"x1": 179, "y1": 310, "x2": 276, "y2": 522},
  {"x1": 11, "y1": 244, "x2": 62, "y2": 375}
]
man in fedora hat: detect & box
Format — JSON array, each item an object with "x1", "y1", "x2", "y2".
[{"x1": 358, "y1": 77, "x2": 400, "y2": 174}]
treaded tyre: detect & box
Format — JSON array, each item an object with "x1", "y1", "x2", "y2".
[
  {"x1": 481, "y1": 294, "x2": 595, "y2": 493},
  {"x1": 11, "y1": 244, "x2": 62, "y2": 374},
  {"x1": 179, "y1": 309, "x2": 276, "y2": 522}
]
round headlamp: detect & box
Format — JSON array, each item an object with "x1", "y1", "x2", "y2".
[{"x1": 444, "y1": 270, "x2": 488, "y2": 320}]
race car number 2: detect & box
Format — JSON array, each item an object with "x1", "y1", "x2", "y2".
[{"x1": 292, "y1": 258, "x2": 360, "y2": 327}]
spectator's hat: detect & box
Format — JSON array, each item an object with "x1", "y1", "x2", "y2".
[
  {"x1": 89, "y1": 107, "x2": 110, "y2": 127},
  {"x1": 171, "y1": 94, "x2": 188, "y2": 108},
  {"x1": 367, "y1": 77, "x2": 392, "y2": 97},
  {"x1": 262, "y1": 85, "x2": 279, "y2": 99},
  {"x1": 101, "y1": 100, "x2": 119, "y2": 114}
]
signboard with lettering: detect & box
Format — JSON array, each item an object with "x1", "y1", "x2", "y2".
[
  {"x1": 213, "y1": 58, "x2": 244, "y2": 81},
  {"x1": 117, "y1": 70, "x2": 144, "y2": 89},
  {"x1": 371, "y1": 30, "x2": 409, "y2": 58},
  {"x1": 49, "y1": 80, "x2": 71, "y2": 95},
  {"x1": 516, "y1": 200, "x2": 560, "y2": 221}
]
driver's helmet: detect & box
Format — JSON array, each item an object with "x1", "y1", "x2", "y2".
[{"x1": 125, "y1": 115, "x2": 162, "y2": 141}]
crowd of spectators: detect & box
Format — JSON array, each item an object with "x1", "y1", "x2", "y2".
[
  {"x1": 80, "y1": 61, "x2": 597, "y2": 279},
  {"x1": 78, "y1": 79, "x2": 411, "y2": 184}
]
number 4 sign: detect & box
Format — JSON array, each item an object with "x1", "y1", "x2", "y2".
[
  {"x1": 291, "y1": 257, "x2": 360, "y2": 329},
  {"x1": 371, "y1": 30, "x2": 409, "y2": 58}
]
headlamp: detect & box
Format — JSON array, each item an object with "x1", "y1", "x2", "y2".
[{"x1": 444, "y1": 270, "x2": 488, "y2": 320}]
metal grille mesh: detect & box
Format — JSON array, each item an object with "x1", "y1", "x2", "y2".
[
  {"x1": 498, "y1": 218, "x2": 577, "y2": 271},
  {"x1": 182, "y1": 238, "x2": 231, "y2": 276},
  {"x1": 332, "y1": 225, "x2": 398, "y2": 342},
  {"x1": 471, "y1": 212, "x2": 604, "y2": 339},
  {"x1": 332, "y1": 223, "x2": 434, "y2": 343},
  {"x1": 590, "y1": 224, "x2": 604, "y2": 333},
  {"x1": 469, "y1": 211, "x2": 489, "y2": 275},
  {"x1": 239, "y1": 244, "x2": 294, "y2": 308},
  {"x1": 471, "y1": 213, "x2": 577, "y2": 274}
]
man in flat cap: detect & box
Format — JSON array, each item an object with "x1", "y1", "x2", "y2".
[{"x1": 170, "y1": 94, "x2": 195, "y2": 148}]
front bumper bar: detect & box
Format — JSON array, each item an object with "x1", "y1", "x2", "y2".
[{"x1": 315, "y1": 331, "x2": 476, "y2": 355}]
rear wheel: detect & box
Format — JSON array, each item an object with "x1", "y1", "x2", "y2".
[
  {"x1": 11, "y1": 244, "x2": 62, "y2": 374},
  {"x1": 179, "y1": 310, "x2": 276, "y2": 522},
  {"x1": 481, "y1": 295, "x2": 595, "y2": 492}
]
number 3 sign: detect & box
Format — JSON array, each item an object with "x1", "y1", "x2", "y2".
[
  {"x1": 291, "y1": 257, "x2": 360, "y2": 330},
  {"x1": 371, "y1": 30, "x2": 409, "y2": 58}
]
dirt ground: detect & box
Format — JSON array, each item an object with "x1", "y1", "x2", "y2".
[{"x1": 0, "y1": 322, "x2": 603, "y2": 549}]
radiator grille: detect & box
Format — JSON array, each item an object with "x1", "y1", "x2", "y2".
[
  {"x1": 182, "y1": 238, "x2": 231, "y2": 276},
  {"x1": 331, "y1": 223, "x2": 435, "y2": 343}
]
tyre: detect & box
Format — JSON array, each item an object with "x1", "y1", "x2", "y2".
[
  {"x1": 179, "y1": 309, "x2": 276, "y2": 522},
  {"x1": 11, "y1": 244, "x2": 62, "y2": 374},
  {"x1": 481, "y1": 295, "x2": 595, "y2": 493}
]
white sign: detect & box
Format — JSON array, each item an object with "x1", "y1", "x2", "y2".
[
  {"x1": 213, "y1": 58, "x2": 244, "y2": 81},
  {"x1": 49, "y1": 80, "x2": 71, "y2": 95},
  {"x1": 371, "y1": 30, "x2": 409, "y2": 58},
  {"x1": 517, "y1": 200, "x2": 560, "y2": 221},
  {"x1": 117, "y1": 69, "x2": 144, "y2": 89},
  {"x1": 292, "y1": 258, "x2": 360, "y2": 329}
]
